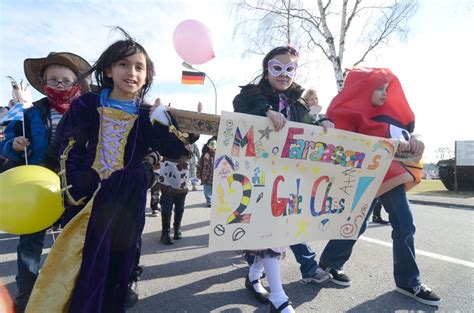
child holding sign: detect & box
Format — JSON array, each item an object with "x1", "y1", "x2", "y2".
[
  {"x1": 233, "y1": 46, "x2": 333, "y2": 312},
  {"x1": 319, "y1": 67, "x2": 441, "y2": 306}
]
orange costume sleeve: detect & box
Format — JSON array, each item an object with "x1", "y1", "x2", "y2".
[{"x1": 326, "y1": 67, "x2": 422, "y2": 196}]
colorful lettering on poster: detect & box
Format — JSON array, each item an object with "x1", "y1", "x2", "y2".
[
  {"x1": 310, "y1": 176, "x2": 345, "y2": 217},
  {"x1": 232, "y1": 126, "x2": 256, "y2": 157},
  {"x1": 367, "y1": 155, "x2": 381, "y2": 170},
  {"x1": 271, "y1": 175, "x2": 302, "y2": 217},
  {"x1": 226, "y1": 174, "x2": 252, "y2": 224},
  {"x1": 281, "y1": 127, "x2": 366, "y2": 168}
]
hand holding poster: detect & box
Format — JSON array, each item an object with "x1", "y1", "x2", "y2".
[{"x1": 209, "y1": 112, "x2": 397, "y2": 252}]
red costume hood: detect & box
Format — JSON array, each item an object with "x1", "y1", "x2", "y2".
[{"x1": 326, "y1": 67, "x2": 422, "y2": 196}]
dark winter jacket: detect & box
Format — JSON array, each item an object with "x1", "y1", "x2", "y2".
[
  {"x1": 2, "y1": 97, "x2": 64, "y2": 169},
  {"x1": 233, "y1": 81, "x2": 318, "y2": 125},
  {"x1": 197, "y1": 145, "x2": 215, "y2": 185}
]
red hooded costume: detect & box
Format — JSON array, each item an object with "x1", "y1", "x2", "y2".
[{"x1": 326, "y1": 67, "x2": 422, "y2": 196}]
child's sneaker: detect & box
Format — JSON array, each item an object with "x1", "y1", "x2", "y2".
[
  {"x1": 321, "y1": 266, "x2": 352, "y2": 286},
  {"x1": 301, "y1": 268, "x2": 332, "y2": 284},
  {"x1": 396, "y1": 284, "x2": 441, "y2": 306}
]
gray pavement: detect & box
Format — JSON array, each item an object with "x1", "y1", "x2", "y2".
[{"x1": 1, "y1": 186, "x2": 473, "y2": 312}]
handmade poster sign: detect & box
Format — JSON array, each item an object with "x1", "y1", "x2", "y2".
[{"x1": 208, "y1": 111, "x2": 398, "y2": 252}]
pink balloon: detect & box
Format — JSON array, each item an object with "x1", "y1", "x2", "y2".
[{"x1": 173, "y1": 20, "x2": 215, "y2": 65}]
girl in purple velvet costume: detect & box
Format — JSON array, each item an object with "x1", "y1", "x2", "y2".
[{"x1": 26, "y1": 29, "x2": 188, "y2": 313}]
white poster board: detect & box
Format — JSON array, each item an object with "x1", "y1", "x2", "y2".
[
  {"x1": 456, "y1": 140, "x2": 474, "y2": 166},
  {"x1": 208, "y1": 112, "x2": 397, "y2": 252}
]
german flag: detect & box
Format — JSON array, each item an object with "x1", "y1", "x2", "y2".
[{"x1": 181, "y1": 71, "x2": 205, "y2": 85}]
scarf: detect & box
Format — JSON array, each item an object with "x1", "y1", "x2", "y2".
[{"x1": 44, "y1": 85, "x2": 82, "y2": 114}]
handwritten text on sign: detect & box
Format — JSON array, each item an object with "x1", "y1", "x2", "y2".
[{"x1": 208, "y1": 112, "x2": 396, "y2": 252}]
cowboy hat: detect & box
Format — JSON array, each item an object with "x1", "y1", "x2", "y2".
[{"x1": 24, "y1": 52, "x2": 92, "y2": 94}]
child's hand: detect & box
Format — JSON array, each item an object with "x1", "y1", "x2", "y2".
[
  {"x1": 397, "y1": 140, "x2": 411, "y2": 152},
  {"x1": 185, "y1": 144, "x2": 193, "y2": 154},
  {"x1": 321, "y1": 120, "x2": 334, "y2": 134},
  {"x1": 409, "y1": 136, "x2": 425, "y2": 156},
  {"x1": 150, "y1": 101, "x2": 170, "y2": 126},
  {"x1": 12, "y1": 136, "x2": 30, "y2": 152},
  {"x1": 266, "y1": 110, "x2": 286, "y2": 132},
  {"x1": 149, "y1": 98, "x2": 161, "y2": 116}
]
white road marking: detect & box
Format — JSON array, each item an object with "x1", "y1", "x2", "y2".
[
  {"x1": 360, "y1": 236, "x2": 474, "y2": 268},
  {"x1": 0, "y1": 237, "x2": 19, "y2": 242}
]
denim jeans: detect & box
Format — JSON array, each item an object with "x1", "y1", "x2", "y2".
[
  {"x1": 320, "y1": 184, "x2": 421, "y2": 288},
  {"x1": 246, "y1": 243, "x2": 318, "y2": 278},
  {"x1": 160, "y1": 193, "x2": 186, "y2": 216},
  {"x1": 289, "y1": 243, "x2": 319, "y2": 278},
  {"x1": 16, "y1": 229, "x2": 47, "y2": 294},
  {"x1": 188, "y1": 161, "x2": 197, "y2": 181},
  {"x1": 203, "y1": 183, "x2": 212, "y2": 205}
]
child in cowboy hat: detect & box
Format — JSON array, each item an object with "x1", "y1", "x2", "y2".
[{"x1": 1, "y1": 51, "x2": 91, "y2": 313}]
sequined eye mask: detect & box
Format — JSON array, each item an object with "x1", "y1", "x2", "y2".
[{"x1": 267, "y1": 59, "x2": 298, "y2": 78}]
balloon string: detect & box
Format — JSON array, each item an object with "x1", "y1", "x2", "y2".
[{"x1": 22, "y1": 109, "x2": 28, "y2": 164}]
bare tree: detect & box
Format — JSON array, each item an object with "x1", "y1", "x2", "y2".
[
  {"x1": 233, "y1": 0, "x2": 304, "y2": 55},
  {"x1": 233, "y1": 0, "x2": 418, "y2": 90}
]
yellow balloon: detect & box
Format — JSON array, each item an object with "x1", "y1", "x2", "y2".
[{"x1": 0, "y1": 165, "x2": 64, "y2": 235}]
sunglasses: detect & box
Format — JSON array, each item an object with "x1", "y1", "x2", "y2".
[{"x1": 267, "y1": 59, "x2": 298, "y2": 78}]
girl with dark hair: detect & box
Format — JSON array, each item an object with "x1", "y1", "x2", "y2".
[
  {"x1": 233, "y1": 46, "x2": 334, "y2": 313},
  {"x1": 26, "y1": 28, "x2": 188, "y2": 313}
]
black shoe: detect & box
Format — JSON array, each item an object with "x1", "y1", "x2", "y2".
[
  {"x1": 396, "y1": 284, "x2": 441, "y2": 306},
  {"x1": 320, "y1": 264, "x2": 352, "y2": 286},
  {"x1": 151, "y1": 209, "x2": 159, "y2": 217},
  {"x1": 161, "y1": 233, "x2": 174, "y2": 245},
  {"x1": 124, "y1": 281, "x2": 139, "y2": 308},
  {"x1": 14, "y1": 291, "x2": 31, "y2": 313},
  {"x1": 270, "y1": 300, "x2": 293, "y2": 312},
  {"x1": 372, "y1": 215, "x2": 390, "y2": 225},
  {"x1": 173, "y1": 228, "x2": 182, "y2": 240},
  {"x1": 245, "y1": 276, "x2": 270, "y2": 304}
]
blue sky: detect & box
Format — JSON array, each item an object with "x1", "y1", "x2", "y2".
[{"x1": 1, "y1": 0, "x2": 473, "y2": 162}]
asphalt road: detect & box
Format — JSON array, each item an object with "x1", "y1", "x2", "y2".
[{"x1": 1, "y1": 187, "x2": 473, "y2": 312}]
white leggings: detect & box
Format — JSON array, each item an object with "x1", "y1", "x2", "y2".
[{"x1": 249, "y1": 256, "x2": 288, "y2": 306}]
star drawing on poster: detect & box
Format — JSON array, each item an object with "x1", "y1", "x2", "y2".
[
  {"x1": 295, "y1": 218, "x2": 309, "y2": 237},
  {"x1": 258, "y1": 126, "x2": 273, "y2": 140}
]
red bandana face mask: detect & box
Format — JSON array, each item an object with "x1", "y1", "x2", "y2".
[{"x1": 44, "y1": 85, "x2": 82, "y2": 113}]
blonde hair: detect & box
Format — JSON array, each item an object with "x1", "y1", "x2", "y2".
[{"x1": 302, "y1": 88, "x2": 318, "y2": 101}]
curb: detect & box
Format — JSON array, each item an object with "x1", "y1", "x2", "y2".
[{"x1": 408, "y1": 199, "x2": 474, "y2": 210}]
